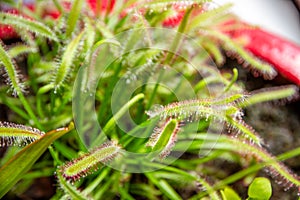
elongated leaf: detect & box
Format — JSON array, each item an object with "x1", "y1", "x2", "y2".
[
  {"x1": 0, "y1": 12, "x2": 58, "y2": 41},
  {"x1": 52, "y1": 31, "x2": 84, "y2": 89},
  {"x1": 66, "y1": 0, "x2": 84, "y2": 37},
  {"x1": 0, "y1": 123, "x2": 74, "y2": 198},
  {"x1": 0, "y1": 121, "x2": 44, "y2": 147},
  {"x1": 146, "y1": 173, "x2": 182, "y2": 200},
  {"x1": 0, "y1": 41, "x2": 24, "y2": 96},
  {"x1": 8, "y1": 44, "x2": 37, "y2": 58},
  {"x1": 57, "y1": 172, "x2": 91, "y2": 200},
  {"x1": 60, "y1": 141, "x2": 121, "y2": 182},
  {"x1": 147, "y1": 119, "x2": 180, "y2": 159}
]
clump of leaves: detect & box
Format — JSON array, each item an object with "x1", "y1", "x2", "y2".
[{"x1": 0, "y1": 0, "x2": 299, "y2": 199}]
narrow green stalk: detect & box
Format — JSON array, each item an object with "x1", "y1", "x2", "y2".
[
  {"x1": 146, "y1": 69, "x2": 165, "y2": 110},
  {"x1": 9, "y1": 92, "x2": 40, "y2": 131},
  {"x1": 66, "y1": 0, "x2": 84, "y2": 37},
  {"x1": 93, "y1": 174, "x2": 115, "y2": 199},
  {"x1": 92, "y1": 93, "x2": 145, "y2": 147},
  {"x1": 18, "y1": 92, "x2": 43, "y2": 130},
  {"x1": 22, "y1": 168, "x2": 54, "y2": 179},
  {"x1": 37, "y1": 84, "x2": 54, "y2": 118},
  {"x1": 239, "y1": 85, "x2": 299, "y2": 108},
  {"x1": 223, "y1": 68, "x2": 238, "y2": 93},
  {"x1": 83, "y1": 167, "x2": 111, "y2": 194},
  {"x1": 165, "y1": 7, "x2": 193, "y2": 63},
  {"x1": 145, "y1": 173, "x2": 182, "y2": 200},
  {"x1": 48, "y1": 145, "x2": 62, "y2": 166},
  {"x1": 57, "y1": 172, "x2": 90, "y2": 200},
  {"x1": 0, "y1": 95, "x2": 29, "y2": 120},
  {"x1": 52, "y1": 0, "x2": 63, "y2": 14}
]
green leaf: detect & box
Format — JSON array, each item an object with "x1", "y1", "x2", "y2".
[
  {"x1": 0, "y1": 123, "x2": 74, "y2": 198},
  {"x1": 92, "y1": 93, "x2": 144, "y2": 147},
  {"x1": 0, "y1": 12, "x2": 58, "y2": 41},
  {"x1": 248, "y1": 177, "x2": 272, "y2": 200},
  {"x1": 0, "y1": 41, "x2": 24, "y2": 96},
  {"x1": 57, "y1": 172, "x2": 91, "y2": 200},
  {"x1": 146, "y1": 173, "x2": 182, "y2": 200},
  {"x1": 60, "y1": 141, "x2": 121, "y2": 182},
  {"x1": 8, "y1": 44, "x2": 37, "y2": 58},
  {"x1": 52, "y1": 31, "x2": 84, "y2": 89},
  {"x1": 0, "y1": 121, "x2": 44, "y2": 147},
  {"x1": 221, "y1": 187, "x2": 241, "y2": 200},
  {"x1": 66, "y1": 0, "x2": 84, "y2": 37},
  {"x1": 147, "y1": 118, "x2": 179, "y2": 159}
]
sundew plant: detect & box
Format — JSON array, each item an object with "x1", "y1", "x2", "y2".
[{"x1": 0, "y1": 0, "x2": 299, "y2": 199}]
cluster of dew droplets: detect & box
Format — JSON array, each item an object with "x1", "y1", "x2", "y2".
[{"x1": 0, "y1": 136, "x2": 37, "y2": 147}]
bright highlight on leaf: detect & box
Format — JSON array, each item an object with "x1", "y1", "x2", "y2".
[
  {"x1": 59, "y1": 141, "x2": 121, "y2": 182},
  {"x1": 0, "y1": 121, "x2": 44, "y2": 147},
  {"x1": 248, "y1": 177, "x2": 272, "y2": 200}
]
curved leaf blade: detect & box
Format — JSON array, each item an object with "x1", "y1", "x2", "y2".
[{"x1": 0, "y1": 123, "x2": 74, "y2": 198}]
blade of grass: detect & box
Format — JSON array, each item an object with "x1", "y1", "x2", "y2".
[
  {"x1": 145, "y1": 173, "x2": 182, "y2": 200},
  {"x1": 0, "y1": 123, "x2": 74, "y2": 198},
  {"x1": 92, "y1": 93, "x2": 144, "y2": 147}
]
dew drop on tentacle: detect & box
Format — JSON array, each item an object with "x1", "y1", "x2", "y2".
[{"x1": 146, "y1": 104, "x2": 164, "y2": 118}]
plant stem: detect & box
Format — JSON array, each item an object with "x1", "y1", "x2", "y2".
[
  {"x1": 92, "y1": 93, "x2": 145, "y2": 147},
  {"x1": 18, "y1": 92, "x2": 43, "y2": 130}
]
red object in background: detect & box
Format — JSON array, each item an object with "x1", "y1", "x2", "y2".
[
  {"x1": 162, "y1": 8, "x2": 185, "y2": 28},
  {"x1": 223, "y1": 21, "x2": 300, "y2": 85},
  {"x1": 87, "y1": 0, "x2": 116, "y2": 15},
  {"x1": 0, "y1": 24, "x2": 17, "y2": 39},
  {"x1": 0, "y1": 8, "x2": 19, "y2": 39}
]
